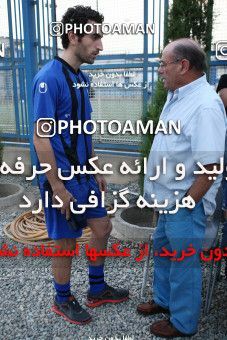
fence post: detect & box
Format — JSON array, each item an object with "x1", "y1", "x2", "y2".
[
  {"x1": 22, "y1": 0, "x2": 38, "y2": 183},
  {"x1": 7, "y1": 0, "x2": 21, "y2": 137},
  {"x1": 163, "y1": 0, "x2": 169, "y2": 46},
  {"x1": 51, "y1": 0, "x2": 57, "y2": 56}
]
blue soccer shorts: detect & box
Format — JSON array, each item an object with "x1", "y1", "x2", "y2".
[{"x1": 39, "y1": 175, "x2": 107, "y2": 240}]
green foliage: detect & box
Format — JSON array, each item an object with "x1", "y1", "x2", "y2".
[
  {"x1": 139, "y1": 79, "x2": 167, "y2": 191},
  {"x1": 167, "y1": 0, "x2": 214, "y2": 52},
  {"x1": 141, "y1": 79, "x2": 167, "y2": 157}
]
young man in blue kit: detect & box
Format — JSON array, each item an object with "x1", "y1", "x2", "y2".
[{"x1": 33, "y1": 6, "x2": 129, "y2": 325}]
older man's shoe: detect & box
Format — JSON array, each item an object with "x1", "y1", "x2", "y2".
[
  {"x1": 137, "y1": 300, "x2": 169, "y2": 315},
  {"x1": 150, "y1": 319, "x2": 196, "y2": 338}
]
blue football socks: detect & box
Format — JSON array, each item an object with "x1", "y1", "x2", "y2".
[{"x1": 54, "y1": 280, "x2": 71, "y2": 303}]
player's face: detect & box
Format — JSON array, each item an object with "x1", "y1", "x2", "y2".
[{"x1": 76, "y1": 20, "x2": 103, "y2": 64}]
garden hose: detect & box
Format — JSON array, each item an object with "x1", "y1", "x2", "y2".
[{"x1": 3, "y1": 204, "x2": 114, "y2": 246}]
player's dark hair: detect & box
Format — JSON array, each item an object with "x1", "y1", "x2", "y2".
[{"x1": 61, "y1": 5, "x2": 104, "y2": 49}]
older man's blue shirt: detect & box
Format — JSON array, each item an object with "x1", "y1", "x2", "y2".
[{"x1": 144, "y1": 75, "x2": 227, "y2": 215}]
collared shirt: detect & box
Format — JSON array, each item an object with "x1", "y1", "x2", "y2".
[{"x1": 144, "y1": 74, "x2": 227, "y2": 215}]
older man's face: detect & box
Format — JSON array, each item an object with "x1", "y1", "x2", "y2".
[{"x1": 158, "y1": 46, "x2": 182, "y2": 91}]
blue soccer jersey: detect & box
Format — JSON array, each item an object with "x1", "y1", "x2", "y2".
[{"x1": 33, "y1": 56, "x2": 93, "y2": 186}]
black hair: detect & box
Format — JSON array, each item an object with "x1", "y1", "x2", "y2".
[
  {"x1": 217, "y1": 74, "x2": 227, "y2": 93},
  {"x1": 61, "y1": 6, "x2": 104, "y2": 49},
  {"x1": 172, "y1": 38, "x2": 207, "y2": 72}
]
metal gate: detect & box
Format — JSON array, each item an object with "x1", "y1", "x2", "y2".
[
  {"x1": 0, "y1": 0, "x2": 56, "y2": 142},
  {"x1": 0, "y1": 0, "x2": 170, "y2": 152},
  {"x1": 0, "y1": 0, "x2": 226, "y2": 152}
]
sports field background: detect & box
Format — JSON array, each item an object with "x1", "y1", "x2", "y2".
[{"x1": 0, "y1": 93, "x2": 143, "y2": 145}]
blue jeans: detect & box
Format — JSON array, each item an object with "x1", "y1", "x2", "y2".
[
  {"x1": 153, "y1": 201, "x2": 206, "y2": 334},
  {"x1": 222, "y1": 179, "x2": 227, "y2": 276}
]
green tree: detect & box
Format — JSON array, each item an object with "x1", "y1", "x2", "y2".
[
  {"x1": 167, "y1": 0, "x2": 214, "y2": 52},
  {"x1": 141, "y1": 78, "x2": 167, "y2": 156}
]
